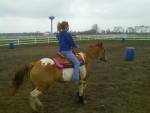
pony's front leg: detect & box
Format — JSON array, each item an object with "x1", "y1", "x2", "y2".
[
  {"x1": 29, "y1": 88, "x2": 44, "y2": 113},
  {"x1": 78, "y1": 80, "x2": 87, "y2": 104}
]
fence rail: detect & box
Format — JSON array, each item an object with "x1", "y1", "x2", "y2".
[
  {"x1": 0, "y1": 35, "x2": 150, "y2": 47},
  {"x1": 0, "y1": 36, "x2": 57, "y2": 46}
]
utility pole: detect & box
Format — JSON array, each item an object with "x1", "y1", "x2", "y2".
[{"x1": 49, "y1": 16, "x2": 55, "y2": 34}]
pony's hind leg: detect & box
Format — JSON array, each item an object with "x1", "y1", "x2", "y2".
[
  {"x1": 29, "y1": 88, "x2": 43, "y2": 113},
  {"x1": 78, "y1": 80, "x2": 87, "y2": 104}
]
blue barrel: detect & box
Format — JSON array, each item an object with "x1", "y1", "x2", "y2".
[
  {"x1": 9, "y1": 42, "x2": 15, "y2": 49},
  {"x1": 125, "y1": 47, "x2": 135, "y2": 61}
]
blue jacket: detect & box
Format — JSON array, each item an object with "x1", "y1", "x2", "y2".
[{"x1": 58, "y1": 31, "x2": 77, "y2": 52}]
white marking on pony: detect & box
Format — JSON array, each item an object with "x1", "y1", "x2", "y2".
[
  {"x1": 30, "y1": 89, "x2": 42, "y2": 97},
  {"x1": 40, "y1": 58, "x2": 55, "y2": 66},
  {"x1": 78, "y1": 52, "x2": 86, "y2": 62},
  {"x1": 62, "y1": 65, "x2": 86, "y2": 81},
  {"x1": 62, "y1": 68, "x2": 73, "y2": 81},
  {"x1": 79, "y1": 81, "x2": 86, "y2": 96},
  {"x1": 80, "y1": 65, "x2": 86, "y2": 79},
  {"x1": 30, "y1": 89, "x2": 43, "y2": 111}
]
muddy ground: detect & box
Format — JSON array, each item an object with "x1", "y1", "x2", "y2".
[{"x1": 0, "y1": 40, "x2": 150, "y2": 113}]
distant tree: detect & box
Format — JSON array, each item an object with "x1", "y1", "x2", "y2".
[
  {"x1": 78, "y1": 24, "x2": 99, "y2": 35},
  {"x1": 101, "y1": 30, "x2": 106, "y2": 34},
  {"x1": 106, "y1": 28, "x2": 111, "y2": 34},
  {"x1": 113, "y1": 26, "x2": 124, "y2": 33},
  {"x1": 126, "y1": 27, "x2": 135, "y2": 33}
]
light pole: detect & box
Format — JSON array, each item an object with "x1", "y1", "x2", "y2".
[{"x1": 49, "y1": 16, "x2": 55, "y2": 34}]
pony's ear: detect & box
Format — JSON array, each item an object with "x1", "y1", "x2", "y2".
[{"x1": 97, "y1": 42, "x2": 103, "y2": 47}]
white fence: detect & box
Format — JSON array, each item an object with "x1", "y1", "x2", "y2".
[
  {"x1": 0, "y1": 36, "x2": 57, "y2": 46},
  {"x1": 0, "y1": 34, "x2": 150, "y2": 47},
  {"x1": 77, "y1": 34, "x2": 150, "y2": 40}
]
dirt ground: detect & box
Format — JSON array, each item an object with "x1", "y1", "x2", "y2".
[{"x1": 0, "y1": 40, "x2": 150, "y2": 113}]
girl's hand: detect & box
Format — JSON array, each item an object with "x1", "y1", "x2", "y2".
[{"x1": 72, "y1": 48, "x2": 78, "y2": 54}]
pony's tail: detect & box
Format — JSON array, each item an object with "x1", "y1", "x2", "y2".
[{"x1": 10, "y1": 62, "x2": 35, "y2": 96}]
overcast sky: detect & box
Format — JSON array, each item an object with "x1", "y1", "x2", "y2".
[{"x1": 0, "y1": 0, "x2": 150, "y2": 33}]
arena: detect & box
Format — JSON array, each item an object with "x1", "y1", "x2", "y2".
[{"x1": 0, "y1": 40, "x2": 150, "y2": 113}]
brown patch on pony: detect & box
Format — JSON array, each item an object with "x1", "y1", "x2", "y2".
[{"x1": 97, "y1": 42, "x2": 103, "y2": 48}]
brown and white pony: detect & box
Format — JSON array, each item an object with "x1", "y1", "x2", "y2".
[{"x1": 11, "y1": 42, "x2": 106, "y2": 113}]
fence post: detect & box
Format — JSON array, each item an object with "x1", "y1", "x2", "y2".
[
  {"x1": 34, "y1": 37, "x2": 37, "y2": 44},
  {"x1": 79, "y1": 36, "x2": 81, "y2": 40},
  {"x1": 17, "y1": 38, "x2": 20, "y2": 45},
  {"x1": 48, "y1": 37, "x2": 50, "y2": 43}
]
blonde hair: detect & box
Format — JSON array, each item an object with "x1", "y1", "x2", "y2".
[
  {"x1": 57, "y1": 21, "x2": 69, "y2": 32},
  {"x1": 57, "y1": 22, "x2": 62, "y2": 32}
]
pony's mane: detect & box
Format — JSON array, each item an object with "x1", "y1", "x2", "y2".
[
  {"x1": 84, "y1": 42, "x2": 103, "y2": 58},
  {"x1": 87, "y1": 42, "x2": 103, "y2": 50}
]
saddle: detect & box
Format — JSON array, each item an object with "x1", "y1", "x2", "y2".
[{"x1": 53, "y1": 52, "x2": 85, "y2": 69}]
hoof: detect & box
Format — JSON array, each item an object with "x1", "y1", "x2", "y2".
[
  {"x1": 76, "y1": 92, "x2": 87, "y2": 104},
  {"x1": 78, "y1": 96, "x2": 87, "y2": 104},
  {"x1": 79, "y1": 99, "x2": 87, "y2": 105},
  {"x1": 29, "y1": 97, "x2": 44, "y2": 113}
]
